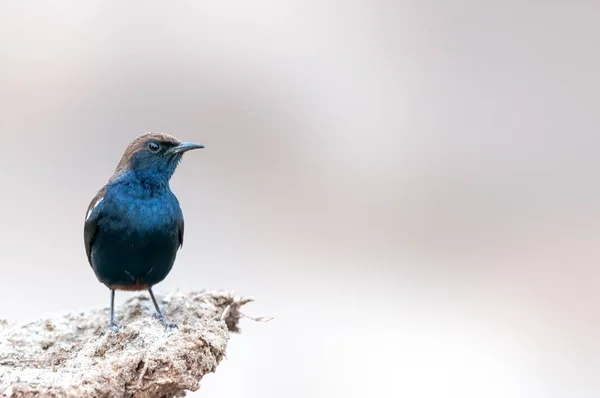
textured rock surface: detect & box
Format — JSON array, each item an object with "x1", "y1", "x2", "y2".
[{"x1": 0, "y1": 291, "x2": 254, "y2": 397}]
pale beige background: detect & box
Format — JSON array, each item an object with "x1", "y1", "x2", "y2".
[{"x1": 1, "y1": 1, "x2": 599, "y2": 397}]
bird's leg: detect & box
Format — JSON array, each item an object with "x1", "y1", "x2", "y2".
[
  {"x1": 148, "y1": 287, "x2": 178, "y2": 329},
  {"x1": 100, "y1": 289, "x2": 121, "y2": 335}
]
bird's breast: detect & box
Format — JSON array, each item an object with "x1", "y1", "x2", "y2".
[{"x1": 102, "y1": 183, "x2": 182, "y2": 234}]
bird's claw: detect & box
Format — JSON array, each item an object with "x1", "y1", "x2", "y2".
[
  {"x1": 153, "y1": 312, "x2": 178, "y2": 330},
  {"x1": 100, "y1": 321, "x2": 121, "y2": 336},
  {"x1": 164, "y1": 321, "x2": 178, "y2": 330},
  {"x1": 152, "y1": 311, "x2": 162, "y2": 320}
]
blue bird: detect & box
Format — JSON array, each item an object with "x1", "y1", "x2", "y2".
[{"x1": 84, "y1": 132, "x2": 204, "y2": 333}]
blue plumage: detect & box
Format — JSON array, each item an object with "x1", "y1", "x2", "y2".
[
  {"x1": 89, "y1": 172, "x2": 183, "y2": 288},
  {"x1": 84, "y1": 132, "x2": 203, "y2": 333}
]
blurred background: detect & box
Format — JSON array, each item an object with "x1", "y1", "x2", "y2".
[{"x1": 0, "y1": 1, "x2": 599, "y2": 397}]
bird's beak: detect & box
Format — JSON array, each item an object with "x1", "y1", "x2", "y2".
[{"x1": 169, "y1": 142, "x2": 205, "y2": 154}]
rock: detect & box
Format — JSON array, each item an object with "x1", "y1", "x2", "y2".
[{"x1": 0, "y1": 291, "x2": 255, "y2": 398}]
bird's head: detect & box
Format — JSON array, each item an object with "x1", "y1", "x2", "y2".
[{"x1": 112, "y1": 132, "x2": 204, "y2": 181}]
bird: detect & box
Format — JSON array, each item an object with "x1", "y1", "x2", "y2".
[{"x1": 84, "y1": 132, "x2": 204, "y2": 333}]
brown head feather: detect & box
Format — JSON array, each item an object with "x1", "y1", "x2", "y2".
[{"x1": 111, "y1": 132, "x2": 181, "y2": 180}]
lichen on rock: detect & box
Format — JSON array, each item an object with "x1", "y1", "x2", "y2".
[{"x1": 0, "y1": 291, "x2": 254, "y2": 398}]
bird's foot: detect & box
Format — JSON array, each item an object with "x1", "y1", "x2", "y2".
[
  {"x1": 153, "y1": 312, "x2": 178, "y2": 330},
  {"x1": 100, "y1": 321, "x2": 121, "y2": 336}
]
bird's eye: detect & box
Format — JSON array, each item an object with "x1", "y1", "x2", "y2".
[{"x1": 148, "y1": 142, "x2": 160, "y2": 152}]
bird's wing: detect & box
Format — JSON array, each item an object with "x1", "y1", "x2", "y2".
[
  {"x1": 177, "y1": 217, "x2": 184, "y2": 249},
  {"x1": 84, "y1": 187, "x2": 107, "y2": 264}
]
